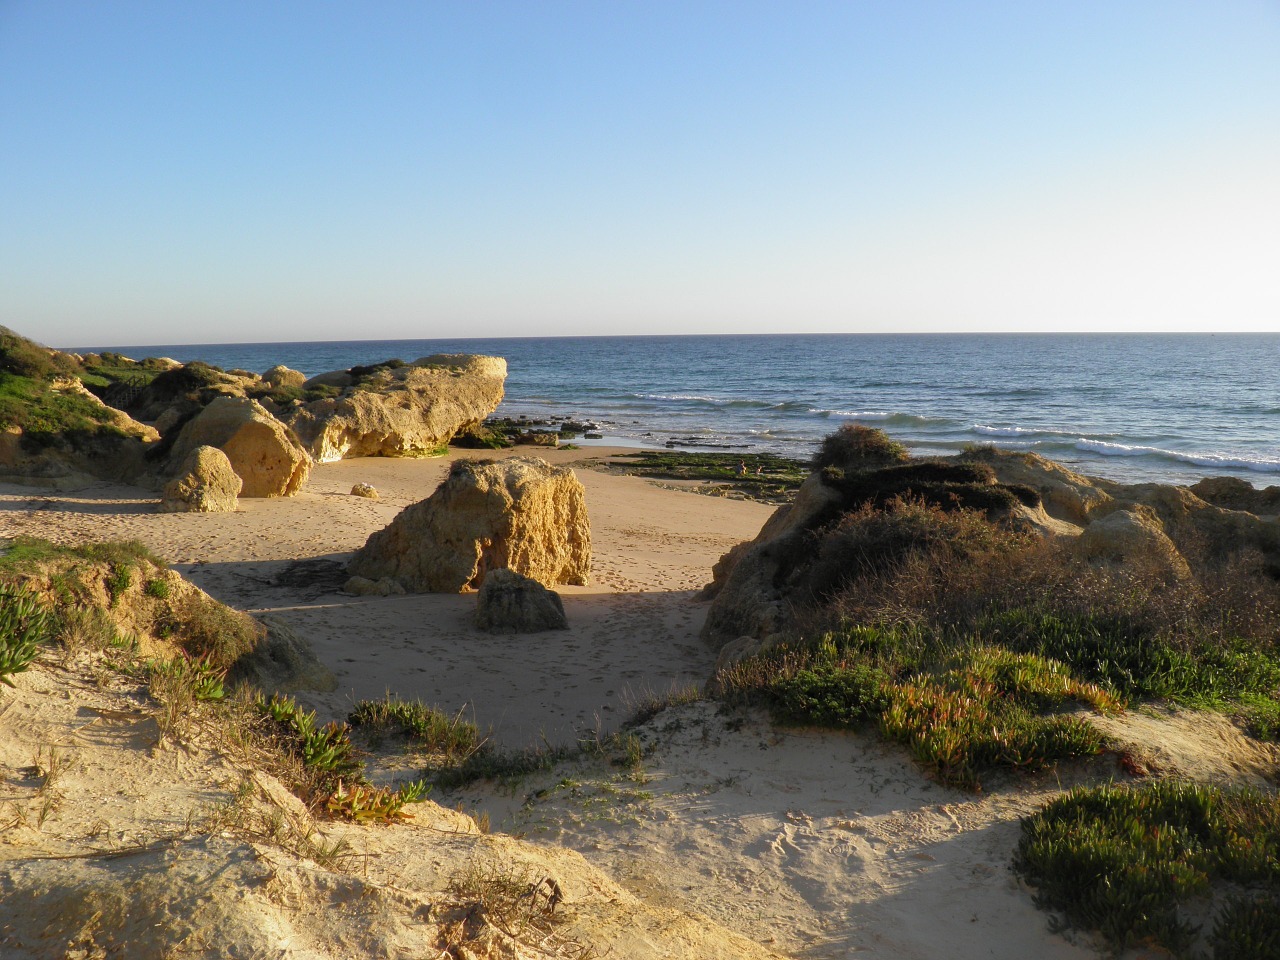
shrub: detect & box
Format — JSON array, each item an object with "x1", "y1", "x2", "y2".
[
  {"x1": 1015, "y1": 781, "x2": 1280, "y2": 955},
  {"x1": 769, "y1": 664, "x2": 891, "y2": 728},
  {"x1": 349, "y1": 695, "x2": 480, "y2": 759},
  {"x1": 0, "y1": 585, "x2": 53, "y2": 686},
  {"x1": 0, "y1": 327, "x2": 79, "y2": 379},
  {"x1": 805, "y1": 497, "x2": 1024, "y2": 603},
  {"x1": 814, "y1": 424, "x2": 910, "y2": 471},
  {"x1": 143, "y1": 362, "x2": 225, "y2": 402},
  {"x1": 718, "y1": 629, "x2": 1115, "y2": 789}
]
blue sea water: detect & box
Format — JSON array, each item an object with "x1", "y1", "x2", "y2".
[{"x1": 74, "y1": 333, "x2": 1280, "y2": 488}]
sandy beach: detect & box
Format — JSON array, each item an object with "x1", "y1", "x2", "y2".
[{"x1": 5, "y1": 447, "x2": 1271, "y2": 959}]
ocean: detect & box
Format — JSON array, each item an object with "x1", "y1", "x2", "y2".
[{"x1": 72, "y1": 333, "x2": 1280, "y2": 488}]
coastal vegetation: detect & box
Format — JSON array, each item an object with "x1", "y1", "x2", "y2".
[
  {"x1": 603, "y1": 450, "x2": 808, "y2": 503},
  {"x1": 1015, "y1": 781, "x2": 1280, "y2": 957},
  {"x1": 709, "y1": 425, "x2": 1280, "y2": 954}
]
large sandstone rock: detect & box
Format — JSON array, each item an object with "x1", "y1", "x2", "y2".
[
  {"x1": 700, "y1": 471, "x2": 844, "y2": 644},
  {"x1": 1077, "y1": 505, "x2": 1191, "y2": 579},
  {"x1": 474, "y1": 568, "x2": 569, "y2": 633},
  {"x1": 1190, "y1": 476, "x2": 1280, "y2": 515},
  {"x1": 159, "y1": 445, "x2": 242, "y2": 513},
  {"x1": 966, "y1": 448, "x2": 1113, "y2": 524},
  {"x1": 282, "y1": 355, "x2": 507, "y2": 462},
  {"x1": 347, "y1": 456, "x2": 590, "y2": 593},
  {"x1": 261, "y1": 365, "x2": 306, "y2": 390},
  {"x1": 167, "y1": 397, "x2": 310, "y2": 497}
]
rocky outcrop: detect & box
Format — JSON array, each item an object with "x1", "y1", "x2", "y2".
[
  {"x1": 1190, "y1": 476, "x2": 1280, "y2": 515},
  {"x1": 261, "y1": 365, "x2": 306, "y2": 390},
  {"x1": 281, "y1": 355, "x2": 507, "y2": 462},
  {"x1": 704, "y1": 439, "x2": 1280, "y2": 653},
  {"x1": 474, "y1": 568, "x2": 570, "y2": 633},
  {"x1": 167, "y1": 397, "x2": 310, "y2": 498},
  {"x1": 0, "y1": 379, "x2": 159, "y2": 488},
  {"x1": 1077, "y1": 505, "x2": 1191, "y2": 580},
  {"x1": 159, "y1": 445, "x2": 242, "y2": 513},
  {"x1": 965, "y1": 448, "x2": 1112, "y2": 525},
  {"x1": 347, "y1": 456, "x2": 590, "y2": 593},
  {"x1": 699, "y1": 457, "x2": 1059, "y2": 647},
  {"x1": 699, "y1": 472, "x2": 843, "y2": 643}
]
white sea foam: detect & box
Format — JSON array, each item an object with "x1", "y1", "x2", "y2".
[{"x1": 1073, "y1": 439, "x2": 1280, "y2": 474}]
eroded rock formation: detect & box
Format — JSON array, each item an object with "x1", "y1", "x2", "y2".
[
  {"x1": 159, "y1": 444, "x2": 242, "y2": 513},
  {"x1": 347, "y1": 456, "x2": 590, "y2": 593},
  {"x1": 167, "y1": 397, "x2": 310, "y2": 497},
  {"x1": 282, "y1": 355, "x2": 507, "y2": 462}
]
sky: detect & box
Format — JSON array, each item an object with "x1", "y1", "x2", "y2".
[{"x1": 1, "y1": 1, "x2": 1277, "y2": 347}]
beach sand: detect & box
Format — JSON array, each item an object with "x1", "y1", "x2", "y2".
[{"x1": 7, "y1": 448, "x2": 1261, "y2": 958}]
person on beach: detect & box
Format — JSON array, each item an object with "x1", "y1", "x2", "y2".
[{"x1": 737, "y1": 460, "x2": 748, "y2": 476}]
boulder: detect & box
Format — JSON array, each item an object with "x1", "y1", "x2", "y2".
[
  {"x1": 282, "y1": 355, "x2": 507, "y2": 462},
  {"x1": 1190, "y1": 476, "x2": 1280, "y2": 515},
  {"x1": 474, "y1": 568, "x2": 569, "y2": 633},
  {"x1": 1077, "y1": 505, "x2": 1191, "y2": 579},
  {"x1": 699, "y1": 471, "x2": 844, "y2": 645},
  {"x1": 347, "y1": 456, "x2": 590, "y2": 593},
  {"x1": 159, "y1": 445, "x2": 242, "y2": 513},
  {"x1": 167, "y1": 397, "x2": 310, "y2": 497},
  {"x1": 262, "y1": 365, "x2": 307, "y2": 390},
  {"x1": 965, "y1": 448, "x2": 1113, "y2": 524},
  {"x1": 350, "y1": 482, "x2": 379, "y2": 499}
]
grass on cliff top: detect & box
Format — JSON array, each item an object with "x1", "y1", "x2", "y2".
[
  {"x1": 0, "y1": 372, "x2": 127, "y2": 447},
  {"x1": 607, "y1": 451, "x2": 808, "y2": 503},
  {"x1": 1015, "y1": 780, "x2": 1280, "y2": 958}
]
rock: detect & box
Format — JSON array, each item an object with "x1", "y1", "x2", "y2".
[
  {"x1": 348, "y1": 456, "x2": 590, "y2": 593},
  {"x1": 350, "y1": 482, "x2": 379, "y2": 499},
  {"x1": 262, "y1": 365, "x2": 307, "y2": 390},
  {"x1": 167, "y1": 397, "x2": 311, "y2": 497},
  {"x1": 343, "y1": 575, "x2": 406, "y2": 597},
  {"x1": 159, "y1": 445, "x2": 242, "y2": 513},
  {"x1": 474, "y1": 568, "x2": 569, "y2": 633},
  {"x1": 1190, "y1": 476, "x2": 1280, "y2": 515},
  {"x1": 282, "y1": 355, "x2": 507, "y2": 462},
  {"x1": 225, "y1": 615, "x2": 338, "y2": 693},
  {"x1": 514, "y1": 430, "x2": 559, "y2": 447},
  {"x1": 699, "y1": 472, "x2": 844, "y2": 644},
  {"x1": 1077, "y1": 505, "x2": 1191, "y2": 579},
  {"x1": 966, "y1": 448, "x2": 1113, "y2": 524}
]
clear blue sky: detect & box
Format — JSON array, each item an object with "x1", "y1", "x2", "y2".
[{"x1": 2, "y1": 1, "x2": 1277, "y2": 346}]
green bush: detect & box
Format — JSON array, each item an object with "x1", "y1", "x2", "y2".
[
  {"x1": 813, "y1": 424, "x2": 909, "y2": 471},
  {"x1": 349, "y1": 695, "x2": 480, "y2": 759},
  {"x1": 1016, "y1": 781, "x2": 1280, "y2": 955},
  {"x1": 0, "y1": 585, "x2": 53, "y2": 686},
  {"x1": 718, "y1": 629, "x2": 1115, "y2": 789},
  {"x1": 769, "y1": 664, "x2": 891, "y2": 728},
  {"x1": 0, "y1": 327, "x2": 79, "y2": 380}
]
